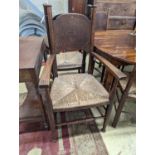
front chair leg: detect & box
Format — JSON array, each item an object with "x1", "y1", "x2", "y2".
[
  {"x1": 46, "y1": 100, "x2": 57, "y2": 141},
  {"x1": 50, "y1": 118, "x2": 58, "y2": 142},
  {"x1": 102, "y1": 78, "x2": 119, "y2": 131},
  {"x1": 40, "y1": 89, "x2": 57, "y2": 141},
  {"x1": 102, "y1": 103, "x2": 113, "y2": 132},
  {"x1": 47, "y1": 111, "x2": 57, "y2": 141}
]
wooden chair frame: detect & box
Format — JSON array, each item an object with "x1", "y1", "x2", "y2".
[
  {"x1": 39, "y1": 4, "x2": 127, "y2": 140},
  {"x1": 43, "y1": 9, "x2": 87, "y2": 73},
  {"x1": 43, "y1": 40, "x2": 87, "y2": 74},
  {"x1": 112, "y1": 65, "x2": 136, "y2": 127}
]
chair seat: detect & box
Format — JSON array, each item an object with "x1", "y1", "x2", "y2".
[
  {"x1": 44, "y1": 36, "x2": 82, "y2": 69},
  {"x1": 50, "y1": 74, "x2": 109, "y2": 111},
  {"x1": 120, "y1": 78, "x2": 136, "y2": 98},
  {"x1": 57, "y1": 52, "x2": 82, "y2": 69}
]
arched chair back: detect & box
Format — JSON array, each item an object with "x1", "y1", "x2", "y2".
[{"x1": 43, "y1": 5, "x2": 96, "y2": 54}]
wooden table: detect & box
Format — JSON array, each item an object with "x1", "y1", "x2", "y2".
[
  {"x1": 19, "y1": 37, "x2": 47, "y2": 132},
  {"x1": 94, "y1": 30, "x2": 136, "y2": 65},
  {"x1": 94, "y1": 47, "x2": 136, "y2": 65},
  {"x1": 19, "y1": 37, "x2": 45, "y2": 84},
  {"x1": 94, "y1": 30, "x2": 136, "y2": 127}
]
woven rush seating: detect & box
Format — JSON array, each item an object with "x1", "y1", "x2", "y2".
[
  {"x1": 56, "y1": 52, "x2": 82, "y2": 69},
  {"x1": 51, "y1": 73, "x2": 109, "y2": 111},
  {"x1": 44, "y1": 36, "x2": 83, "y2": 70}
]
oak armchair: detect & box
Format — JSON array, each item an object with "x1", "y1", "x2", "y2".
[{"x1": 39, "y1": 4, "x2": 127, "y2": 140}]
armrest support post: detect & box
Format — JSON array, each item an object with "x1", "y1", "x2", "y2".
[
  {"x1": 92, "y1": 52, "x2": 127, "y2": 80},
  {"x1": 39, "y1": 54, "x2": 56, "y2": 88}
]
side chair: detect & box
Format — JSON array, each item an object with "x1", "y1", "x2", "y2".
[{"x1": 39, "y1": 4, "x2": 127, "y2": 140}]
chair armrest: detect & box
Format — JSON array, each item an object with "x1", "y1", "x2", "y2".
[
  {"x1": 92, "y1": 52, "x2": 127, "y2": 80},
  {"x1": 39, "y1": 54, "x2": 55, "y2": 88}
]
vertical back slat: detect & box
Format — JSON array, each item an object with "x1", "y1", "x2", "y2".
[
  {"x1": 43, "y1": 4, "x2": 58, "y2": 78},
  {"x1": 88, "y1": 5, "x2": 97, "y2": 74}
]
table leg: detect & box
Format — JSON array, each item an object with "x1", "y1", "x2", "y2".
[{"x1": 31, "y1": 74, "x2": 49, "y2": 129}]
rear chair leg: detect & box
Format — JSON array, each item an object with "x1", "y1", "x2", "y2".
[
  {"x1": 48, "y1": 113, "x2": 57, "y2": 141},
  {"x1": 82, "y1": 50, "x2": 86, "y2": 73},
  {"x1": 102, "y1": 103, "x2": 113, "y2": 132}
]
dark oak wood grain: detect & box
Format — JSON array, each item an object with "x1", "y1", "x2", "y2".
[
  {"x1": 95, "y1": 47, "x2": 136, "y2": 64},
  {"x1": 94, "y1": 30, "x2": 136, "y2": 64},
  {"x1": 53, "y1": 14, "x2": 91, "y2": 53}
]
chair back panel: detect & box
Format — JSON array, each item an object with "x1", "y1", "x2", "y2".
[
  {"x1": 43, "y1": 4, "x2": 96, "y2": 78},
  {"x1": 95, "y1": 11, "x2": 108, "y2": 31},
  {"x1": 53, "y1": 14, "x2": 91, "y2": 53}
]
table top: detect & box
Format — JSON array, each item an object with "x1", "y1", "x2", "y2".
[
  {"x1": 94, "y1": 30, "x2": 136, "y2": 64},
  {"x1": 19, "y1": 36, "x2": 44, "y2": 70}
]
